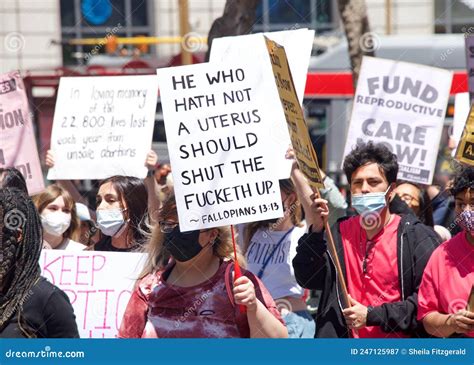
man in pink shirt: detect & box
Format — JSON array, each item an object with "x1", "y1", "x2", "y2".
[
  {"x1": 418, "y1": 165, "x2": 474, "y2": 337},
  {"x1": 293, "y1": 142, "x2": 440, "y2": 338}
]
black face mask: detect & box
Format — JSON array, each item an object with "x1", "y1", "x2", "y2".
[{"x1": 163, "y1": 227, "x2": 203, "y2": 262}]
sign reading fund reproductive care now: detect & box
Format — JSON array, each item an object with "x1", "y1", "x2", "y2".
[
  {"x1": 157, "y1": 62, "x2": 283, "y2": 232},
  {"x1": 343, "y1": 57, "x2": 452, "y2": 185}
]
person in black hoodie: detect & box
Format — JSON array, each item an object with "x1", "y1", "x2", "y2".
[{"x1": 293, "y1": 142, "x2": 440, "y2": 338}]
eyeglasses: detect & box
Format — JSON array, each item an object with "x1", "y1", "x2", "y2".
[
  {"x1": 159, "y1": 220, "x2": 178, "y2": 233},
  {"x1": 398, "y1": 193, "x2": 418, "y2": 205},
  {"x1": 159, "y1": 220, "x2": 214, "y2": 234}
]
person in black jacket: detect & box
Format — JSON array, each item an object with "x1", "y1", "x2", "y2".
[
  {"x1": 293, "y1": 142, "x2": 440, "y2": 338},
  {"x1": 0, "y1": 187, "x2": 79, "y2": 338}
]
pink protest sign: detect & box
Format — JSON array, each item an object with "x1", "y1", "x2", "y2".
[
  {"x1": 0, "y1": 70, "x2": 44, "y2": 194},
  {"x1": 40, "y1": 250, "x2": 147, "y2": 338}
]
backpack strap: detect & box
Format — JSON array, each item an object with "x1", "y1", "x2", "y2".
[{"x1": 224, "y1": 262, "x2": 250, "y2": 338}]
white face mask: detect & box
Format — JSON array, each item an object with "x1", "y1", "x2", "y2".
[
  {"x1": 41, "y1": 211, "x2": 71, "y2": 236},
  {"x1": 96, "y1": 208, "x2": 127, "y2": 237}
]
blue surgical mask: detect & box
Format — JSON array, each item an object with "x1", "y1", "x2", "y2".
[
  {"x1": 351, "y1": 187, "x2": 390, "y2": 215},
  {"x1": 96, "y1": 208, "x2": 127, "y2": 237}
]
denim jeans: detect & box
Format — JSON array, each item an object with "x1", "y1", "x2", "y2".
[{"x1": 282, "y1": 310, "x2": 316, "y2": 338}]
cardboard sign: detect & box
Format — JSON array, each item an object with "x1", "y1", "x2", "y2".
[
  {"x1": 465, "y1": 35, "x2": 474, "y2": 104},
  {"x1": 210, "y1": 29, "x2": 315, "y2": 179},
  {"x1": 40, "y1": 250, "x2": 147, "y2": 338},
  {"x1": 0, "y1": 70, "x2": 44, "y2": 194},
  {"x1": 265, "y1": 37, "x2": 324, "y2": 190},
  {"x1": 157, "y1": 62, "x2": 283, "y2": 232},
  {"x1": 47, "y1": 75, "x2": 159, "y2": 180},
  {"x1": 455, "y1": 105, "x2": 474, "y2": 165},
  {"x1": 343, "y1": 57, "x2": 453, "y2": 185}
]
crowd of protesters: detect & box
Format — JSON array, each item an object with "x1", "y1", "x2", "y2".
[{"x1": 0, "y1": 140, "x2": 473, "y2": 339}]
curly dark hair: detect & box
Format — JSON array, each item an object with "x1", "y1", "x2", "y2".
[
  {"x1": 450, "y1": 164, "x2": 474, "y2": 197},
  {"x1": 0, "y1": 167, "x2": 28, "y2": 193},
  {"x1": 343, "y1": 142, "x2": 399, "y2": 185},
  {"x1": 0, "y1": 187, "x2": 42, "y2": 337}
]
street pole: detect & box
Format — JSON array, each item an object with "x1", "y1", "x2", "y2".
[
  {"x1": 178, "y1": 0, "x2": 192, "y2": 65},
  {"x1": 386, "y1": 0, "x2": 392, "y2": 35}
]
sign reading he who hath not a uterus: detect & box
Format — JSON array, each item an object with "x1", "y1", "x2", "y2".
[{"x1": 157, "y1": 62, "x2": 283, "y2": 232}]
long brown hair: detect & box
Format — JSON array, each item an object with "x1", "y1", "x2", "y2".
[
  {"x1": 140, "y1": 194, "x2": 246, "y2": 278},
  {"x1": 242, "y1": 179, "x2": 303, "y2": 256},
  {"x1": 32, "y1": 184, "x2": 80, "y2": 242}
]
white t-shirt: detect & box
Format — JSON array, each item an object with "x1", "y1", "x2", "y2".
[
  {"x1": 56, "y1": 238, "x2": 86, "y2": 251},
  {"x1": 238, "y1": 223, "x2": 307, "y2": 300}
]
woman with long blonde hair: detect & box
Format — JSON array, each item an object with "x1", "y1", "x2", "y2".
[
  {"x1": 119, "y1": 195, "x2": 287, "y2": 338},
  {"x1": 33, "y1": 184, "x2": 84, "y2": 251}
]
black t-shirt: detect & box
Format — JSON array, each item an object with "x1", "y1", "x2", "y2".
[{"x1": 0, "y1": 277, "x2": 79, "y2": 338}]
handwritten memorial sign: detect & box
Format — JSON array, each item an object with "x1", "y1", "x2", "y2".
[
  {"x1": 40, "y1": 250, "x2": 146, "y2": 338},
  {"x1": 265, "y1": 37, "x2": 324, "y2": 189},
  {"x1": 0, "y1": 71, "x2": 44, "y2": 194},
  {"x1": 210, "y1": 29, "x2": 315, "y2": 179},
  {"x1": 47, "y1": 75, "x2": 158, "y2": 180},
  {"x1": 343, "y1": 57, "x2": 453, "y2": 184},
  {"x1": 157, "y1": 63, "x2": 283, "y2": 232}
]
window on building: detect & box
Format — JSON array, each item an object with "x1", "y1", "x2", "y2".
[
  {"x1": 435, "y1": 0, "x2": 474, "y2": 33},
  {"x1": 60, "y1": 0, "x2": 154, "y2": 65},
  {"x1": 254, "y1": 0, "x2": 335, "y2": 34}
]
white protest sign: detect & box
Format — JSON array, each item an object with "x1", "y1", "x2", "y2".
[
  {"x1": 47, "y1": 75, "x2": 158, "y2": 180},
  {"x1": 210, "y1": 29, "x2": 315, "y2": 179},
  {"x1": 40, "y1": 250, "x2": 146, "y2": 338},
  {"x1": 452, "y1": 92, "x2": 470, "y2": 156},
  {"x1": 342, "y1": 57, "x2": 453, "y2": 185},
  {"x1": 157, "y1": 63, "x2": 283, "y2": 232}
]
